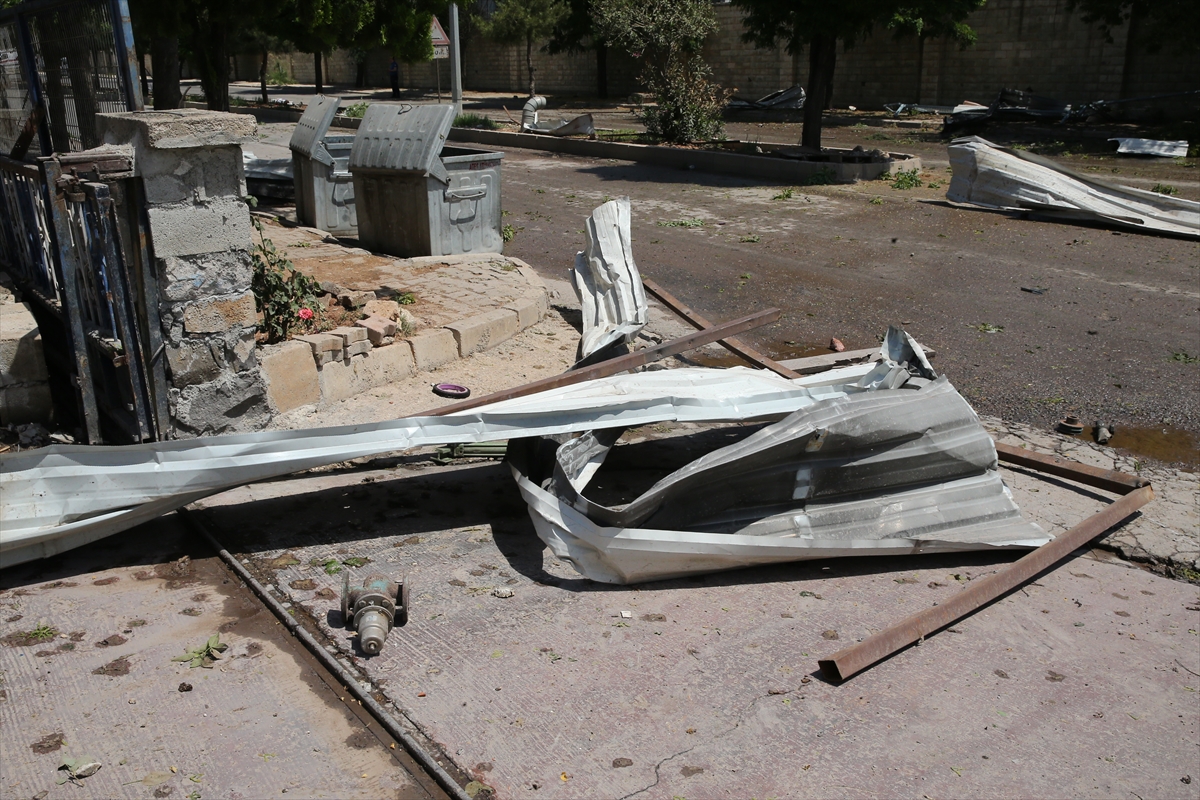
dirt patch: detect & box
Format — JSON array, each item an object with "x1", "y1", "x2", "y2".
[
  {"x1": 640, "y1": 613, "x2": 667, "y2": 622},
  {"x1": 180, "y1": 608, "x2": 202, "y2": 617},
  {"x1": 245, "y1": 642, "x2": 264, "y2": 658},
  {"x1": 42, "y1": 581, "x2": 78, "y2": 589},
  {"x1": 314, "y1": 588, "x2": 337, "y2": 600},
  {"x1": 68, "y1": 630, "x2": 86, "y2": 641},
  {"x1": 5, "y1": 614, "x2": 22, "y2": 623},
  {"x1": 2, "y1": 629, "x2": 57, "y2": 648},
  {"x1": 126, "y1": 619, "x2": 147, "y2": 628},
  {"x1": 267, "y1": 552, "x2": 302, "y2": 569},
  {"x1": 289, "y1": 579, "x2": 318, "y2": 591},
  {"x1": 681, "y1": 766, "x2": 705, "y2": 777},
  {"x1": 191, "y1": 593, "x2": 209, "y2": 602},
  {"x1": 92, "y1": 576, "x2": 120, "y2": 586},
  {"x1": 93, "y1": 656, "x2": 131, "y2": 676},
  {"x1": 30, "y1": 731, "x2": 65, "y2": 754},
  {"x1": 95, "y1": 634, "x2": 127, "y2": 647},
  {"x1": 345, "y1": 728, "x2": 375, "y2": 749},
  {"x1": 156, "y1": 556, "x2": 198, "y2": 589}
]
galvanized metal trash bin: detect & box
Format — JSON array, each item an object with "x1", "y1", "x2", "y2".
[
  {"x1": 289, "y1": 95, "x2": 358, "y2": 236},
  {"x1": 349, "y1": 104, "x2": 504, "y2": 258}
]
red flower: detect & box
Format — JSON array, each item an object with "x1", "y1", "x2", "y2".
[{"x1": 298, "y1": 308, "x2": 314, "y2": 321}]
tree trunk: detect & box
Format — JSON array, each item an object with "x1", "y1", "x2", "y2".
[
  {"x1": 151, "y1": 36, "x2": 181, "y2": 109},
  {"x1": 801, "y1": 33, "x2": 836, "y2": 150},
  {"x1": 260, "y1": 49, "x2": 269, "y2": 103},
  {"x1": 596, "y1": 43, "x2": 608, "y2": 99},
  {"x1": 526, "y1": 32, "x2": 535, "y2": 96},
  {"x1": 355, "y1": 59, "x2": 367, "y2": 88},
  {"x1": 314, "y1": 51, "x2": 323, "y2": 94},
  {"x1": 138, "y1": 49, "x2": 150, "y2": 99},
  {"x1": 823, "y1": 45, "x2": 835, "y2": 110}
]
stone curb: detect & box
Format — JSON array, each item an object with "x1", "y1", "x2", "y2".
[{"x1": 260, "y1": 255, "x2": 549, "y2": 415}]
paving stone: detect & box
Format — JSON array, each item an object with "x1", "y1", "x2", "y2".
[
  {"x1": 261, "y1": 340, "x2": 319, "y2": 413},
  {"x1": 407, "y1": 329, "x2": 458, "y2": 371},
  {"x1": 445, "y1": 308, "x2": 519, "y2": 356},
  {"x1": 295, "y1": 332, "x2": 343, "y2": 354},
  {"x1": 330, "y1": 326, "x2": 368, "y2": 345},
  {"x1": 504, "y1": 292, "x2": 547, "y2": 330},
  {"x1": 355, "y1": 316, "x2": 397, "y2": 346},
  {"x1": 345, "y1": 340, "x2": 372, "y2": 358}
]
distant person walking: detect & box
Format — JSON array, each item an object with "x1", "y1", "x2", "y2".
[{"x1": 388, "y1": 57, "x2": 400, "y2": 98}]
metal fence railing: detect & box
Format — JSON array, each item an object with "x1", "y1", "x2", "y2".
[{"x1": 0, "y1": 0, "x2": 141, "y2": 157}]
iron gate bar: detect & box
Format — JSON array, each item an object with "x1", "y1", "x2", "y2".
[
  {"x1": 126, "y1": 179, "x2": 170, "y2": 436},
  {"x1": 86, "y1": 179, "x2": 154, "y2": 440},
  {"x1": 41, "y1": 156, "x2": 101, "y2": 443},
  {"x1": 817, "y1": 456, "x2": 1155, "y2": 683},
  {"x1": 107, "y1": 0, "x2": 141, "y2": 111}
]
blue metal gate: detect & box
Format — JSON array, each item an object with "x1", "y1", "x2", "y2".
[{"x1": 0, "y1": 0, "x2": 165, "y2": 444}]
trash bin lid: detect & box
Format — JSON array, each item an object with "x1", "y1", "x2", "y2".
[
  {"x1": 349, "y1": 104, "x2": 456, "y2": 184},
  {"x1": 290, "y1": 96, "x2": 341, "y2": 167}
]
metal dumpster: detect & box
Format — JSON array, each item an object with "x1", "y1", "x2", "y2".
[
  {"x1": 349, "y1": 104, "x2": 504, "y2": 257},
  {"x1": 289, "y1": 95, "x2": 357, "y2": 236}
]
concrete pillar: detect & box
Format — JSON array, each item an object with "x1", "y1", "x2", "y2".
[{"x1": 96, "y1": 109, "x2": 270, "y2": 437}]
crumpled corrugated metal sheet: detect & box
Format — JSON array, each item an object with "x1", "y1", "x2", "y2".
[
  {"x1": 947, "y1": 136, "x2": 1199, "y2": 238},
  {"x1": 0, "y1": 363, "x2": 879, "y2": 568},
  {"x1": 507, "y1": 330, "x2": 1047, "y2": 583},
  {"x1": 572, "y1": 196, "x2": 648, "y2": 359},
  {"x1": 1109, "y1": 138, "x2": 1189, "y2": 158}
]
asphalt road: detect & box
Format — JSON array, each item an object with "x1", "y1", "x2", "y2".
[{"x1": 495, "y1": 144, "x2": 1200, "y2": 468}]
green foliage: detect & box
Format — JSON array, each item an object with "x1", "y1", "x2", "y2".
[
  {"x1": 171, "y1": 633, "x2": 230, "y2": 669},
  {"x1": 1169, "y1": 351, "x2": 1198, "y2": 364},
  {"x1": 889, "y1": 168, "x2": 923, "y2": 189},
  {"x1": 397, "y1": 291, "x2": 416, "y2": 304},
  {"x1": 869, "y1": 195, "x2": 884, "y2": 204},
  {"x1": 657, "y1": 218, "x2": 705, "y2": 228},
  {"x1": 1151, "y1": 183, "x2": 1178, "y2": 195},
  {"x1": 739, "y1": 234, "x2": 761, "y2": 243},
  {"x1": 250, "y1": 219, "x2": 324, "y2": 344},
  {"x1": 803, "y1": 167, "x2": 838, "y2": 186},
  {"x1": 502, "y1": 224, "x2": 519, "y2": 242},
  {"x1": 972, "y1": 322, "x2": 1004, "y2": 333},
  {"x1": 593, "y1": 0, "x2": 725, "y2": 143},
  {"x1": 27, "y1": 623, "x2": 58, "y2": 642},
  {"x1": 772, "y1": 187, "x2": 796, "y2": 200},
  {"x1": 343, "y1": 100, "x2": 370, "y2": 118},
  {"x1": 454, "y1": 113, "x2": 500, "y2": 129},
  {"x1": 476, "y1": 0, "x2": 569, "y2": 95}
]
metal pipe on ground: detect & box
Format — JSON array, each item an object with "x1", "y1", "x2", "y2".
[
  {"x1": 422, "y1": 307, "x2": 782, "y2": 416},
  {"x1": 180, "y1": 510, "x2": 471, "y2": 800},
  {"x1": 640, "y1": 277, "x2": 802, "y2": 380},
  {"x1": 818, "y1": 479, "x2": 1155, "y2": 683}
]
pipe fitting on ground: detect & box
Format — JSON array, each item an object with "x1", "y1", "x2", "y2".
[
  {"x1": 341, "y1": 571, "x2": 409, "y2": 655},
  {"x1": 521, "y1": 95, "x2": 547, "y2": 131}
]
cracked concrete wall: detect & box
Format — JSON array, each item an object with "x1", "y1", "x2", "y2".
[{"x1": 97, "y1": 110, "x2": 269, "y2": 437}]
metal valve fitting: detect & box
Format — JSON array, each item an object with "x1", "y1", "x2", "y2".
[{"x1": 341, "y1": 571, "x2": 409, "y2": 655}]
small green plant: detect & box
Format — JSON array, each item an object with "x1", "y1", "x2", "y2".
[
  {"x1": 26, "y1": 623, "x2": 57, "y2": 642},
  {"x1": 869, "y1": 196, "x2": 883, "y2": 205},
  {"x1": 1169, "y1": 351, "x2": 1198, "y2": 364},
  {"x1": 397, "y1": 291, "x2": 416, "y2": 305},
  {"x1": 928, "y1": 180, "x2": 943, "y2": 189},
  {"x1": 341, "y1": 557, "x2": 369, "y2": 568},
  {"x1": 973, "y1": 322, "x2": 1004, "y2": 333},
  {"x1": 1151, "y1": 183, "x2": 1178, "y2": 196},
  {"x1": 889, "y1": 168, "x2": 923, "y2": 190},
  {"x1": 343, "y1": 101, "x2": 369, "y2": 119},
  {"x1": 267, "y1": 60, "x2": 291, "y2": 87},
  {"x1": 501, "y1": 224, "x2": 518, "y2": 243},
  {"x1": 739, "y1": 234, "x2": 760, "y2": 243},
  {"x1": 657, "y1": 218, "x2": 704, "y2": 228},
  {"x1": 772, "y1": 187, "x2": 796, "y2": 201},
  {"x1": 171, "y1": 633, "x2": 229, "y2": 669},
  {"x1": 803, "y1": 167, "x2": 838, "y2": 186},
  {"x1": 453, "y1": 113, "x2": 498, "y2": 129},
  {"x1": 320, "y1": 558, "x2": 342, "y2": 575},
  {"x1": 250, "y1": 218, "x2": 324, "y2": 344}
]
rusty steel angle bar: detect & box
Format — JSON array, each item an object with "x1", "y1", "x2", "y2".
[
  {"x1": 818, "y1": 462, "x2": 1154, "y2": 682},
  {"x1": 641, "y1": 277, "x2": 801, "y2": 380},
  {"x1": 423, "y1": 307, "x2": 782, "y2": 416},
  {"x1": 994, "y1": 442, "x2": 1148, "y2": 494}
]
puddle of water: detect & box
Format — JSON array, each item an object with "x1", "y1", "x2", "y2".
[{"x1": 1085, "y1": 425, "x2": 1199, "y2": 472}]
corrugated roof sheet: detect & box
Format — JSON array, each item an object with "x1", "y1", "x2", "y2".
[
  {"x1": 289, "y1": 96, "x2": 341, "y2": 166},
  {"x1": 348, "y1": 104, "x2": 456, "y2": 183}
]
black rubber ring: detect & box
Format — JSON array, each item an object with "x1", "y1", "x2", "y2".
[{"x1": 432, "y1": 383, "x2": 470, "y2": 399}]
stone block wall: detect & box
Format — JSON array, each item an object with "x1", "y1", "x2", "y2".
[
  {"x1": 249, "y1": 1, "x2": 1196, "y2": 111},
  {"x1": 0, "y1": 283, "x2": 52, "y2": 426},
  {"x1": 97, "y1": 110, "x2": 269, "y2": 438}
]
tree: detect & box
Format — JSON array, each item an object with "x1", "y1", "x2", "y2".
[
  {"x1": 733, "y1": 0, "x2": 984, "y2": 149},
  {"x1": 1069, "y1": 0, "x2": 1199, "y2": 55},
  {"x1": 546, "y1": 0, "x2": 608, "y2": 98},
  {"x1": 476, "y1": 0, "x2": 569, "y2": 97},
  {"x1": 593, "y1": 0, "x2": 725, "y2": 143}
]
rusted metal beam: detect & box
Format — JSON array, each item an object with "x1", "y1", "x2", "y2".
[
  {"x1": 818, "y1": 479, "x2": 1155, "y2": 683},
  {"x1": 641, "y1": 277, "x2": 802, "y2": 380},
  {"x1": 994, "y1": 442, "x2": 1149, "y2": 494},
  {"x1": 424, "y1": 307, "x2": 782, "y2": 416}
]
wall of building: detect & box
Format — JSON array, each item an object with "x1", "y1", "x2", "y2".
[{"x1": 227, "y1": 1, "x2": 1195, "y2": 109}]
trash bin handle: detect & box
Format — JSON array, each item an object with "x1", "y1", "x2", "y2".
[{"x1": 444, "y1": 185, "x2": 488, "y2": 201}]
